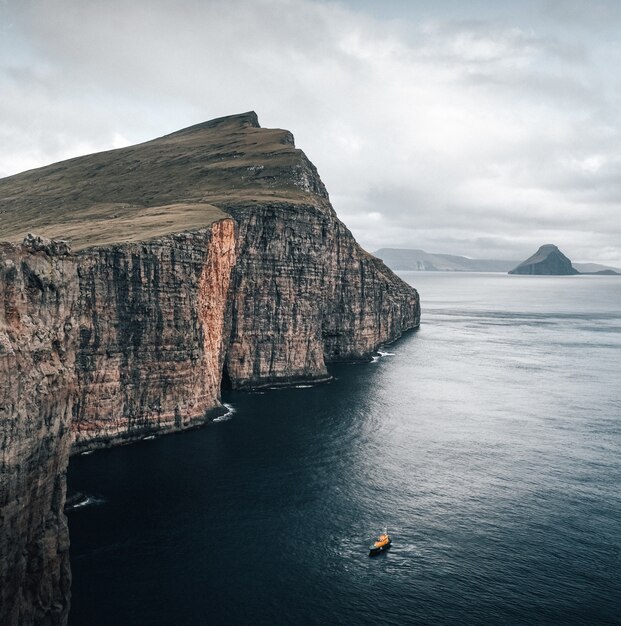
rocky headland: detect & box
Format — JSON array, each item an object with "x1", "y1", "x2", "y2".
[{"x1": 0, "y1": 112, "x2": 419, "y2": 623}]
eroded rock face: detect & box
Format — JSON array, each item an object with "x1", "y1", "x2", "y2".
[
  {"x1": 322, "y1": 219, "x2": 420, "y2": 361},
  {"x1": 0, "y1": 238, "x2": 77, "y2": 626},
  {"x1": 225, "y1": 203, "x2": 330, "y2": 387},
  {"x1": 73, "y1": 220, "x2": 237, "y2": 450},
  {"x1": 225, "y1": 202, "x2": 420, "y2": 388}
]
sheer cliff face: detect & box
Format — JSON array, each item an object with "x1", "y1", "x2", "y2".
[
  {"x1": 322, "y1": 220, "x2": 420, "y2": 361},
  {"x1": 0, "y1": 238, "x2": 76, "y2": 626},
  {"x1": 225, "y1": 203, "x2": 330, "y2": 386},
  {"x1": 221, "y1": 127, "x2": 419, "y2": 387},
  {"x1": 73, "y1": 220, "x2": 237, "y2": 450},
  {"x1": 225, "y1": 202, "x2": 420, "y2": 387}
]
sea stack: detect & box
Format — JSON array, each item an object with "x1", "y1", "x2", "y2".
[
  {"x1": 0, "y1": 112, "x2": 420, "y2": 623},
  {"x1": 509, "y1": 244, "x2": 578, "y2": 275}
]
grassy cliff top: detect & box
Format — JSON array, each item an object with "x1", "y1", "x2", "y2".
[{"x1": 0, "y1": 112, "x2": 325, "y2": 250}]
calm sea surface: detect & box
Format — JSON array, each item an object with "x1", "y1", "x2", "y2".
[{"x1": 68, "y1": 272, "x2": 621, "y2": 625}]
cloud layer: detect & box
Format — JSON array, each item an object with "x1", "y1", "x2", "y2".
[{"x1": 2, "y1": 0, "x2": 620, "y2": 264}]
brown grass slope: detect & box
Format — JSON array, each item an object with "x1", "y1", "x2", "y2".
[{"x1": 0, "y1": 112, "x2": 325, "y2": 250}]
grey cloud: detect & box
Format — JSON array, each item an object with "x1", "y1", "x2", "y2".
[
  {"x1": 542, "y1": 0, "x2": 621, "y2": 31},
  {"x1": 416, "y1": 19, "x2": 588, "y2": 66},
  {"x1": 1, "y1": 0, "x2": 620, "y2": 265}
]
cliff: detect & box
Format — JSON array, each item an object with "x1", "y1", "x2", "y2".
[
  {"x1": 224, "y1": 203, "x2": 418, "y2": 387},
  {"x1": 0, "y1": 112, "x2": 419, "y2": 622},
  {"x1": 73, "y1": 221, "x2": 237, "y2": 450},
  {"x1": 1, "y1": 110, "x2": 419, "y2": 399},
  {"x1": 509, "y1": 244, "x2": 579, "y2": 275},
  {"x1": 0, "y1": 236, "x2": 77, "y2": 625}
]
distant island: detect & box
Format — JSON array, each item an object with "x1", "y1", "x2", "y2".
[
  {"x1": 375, "y1": 247, "x2": 620, "y2": 275},
  {"x1": 509, "y1": 244, "x2": 578, "y2": 275},
  {"x1": 374, "y1": 248, "x2": 517, "y2": 272}
]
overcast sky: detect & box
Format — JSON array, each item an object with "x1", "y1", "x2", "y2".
[{"x1": 2, "y1": 0, "x2": 620, "y2": 264}]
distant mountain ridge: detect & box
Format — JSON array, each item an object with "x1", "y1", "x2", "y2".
[
  {"x1": 375, "y1": 247, "x2": 620, "y2": 275},
  {"x1": 374, "y1": 248, "x2": 517, "y2": 272}
]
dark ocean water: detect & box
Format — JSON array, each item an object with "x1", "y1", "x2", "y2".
[{"x1": 67, "y1": 272, "x2": 621, "y2": 625}]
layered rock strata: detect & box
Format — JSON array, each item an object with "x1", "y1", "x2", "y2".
[
  {"x1": 225, "y1": 203, "x2": 419, "y2": 387},
  {"x1": 0, "y1": 237, "x2": 77, "y2": 626},
  {"x1": 0, "y1": 110, "x2": 420, "y2": 403},
  {"x1": 73, "y1": 220, "x2": 236, "y2": 451},
  {"x1": 321, "y1": 218, "x2": 419, "y2": 362}
]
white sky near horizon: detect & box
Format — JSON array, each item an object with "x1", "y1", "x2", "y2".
[{"x1": 1, "y1": 0, "x2": 620, "y2": 265}]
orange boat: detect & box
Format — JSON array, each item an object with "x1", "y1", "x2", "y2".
[{"x1": 369, "y1": 530, "x2": 391, "y2": 556}]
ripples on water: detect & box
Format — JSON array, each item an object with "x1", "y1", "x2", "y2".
[{"x1": 68, "y1": 273, "x2": 621, "y2": 625}]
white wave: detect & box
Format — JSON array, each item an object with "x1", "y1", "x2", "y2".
[
  {"x1": 294, "y1": 384, "x2": 314, "y2": 388},
  {"x1": 80, "y1": 450, "x2": 93, "y2": 456},
  {"x1": 143, "y1": 435, "x2": 156, "y2": 441},
  {"x1": 377, "y1": 351, "x2": 395, "y2": 357},
  {"x1": 371, "y1": 356, "x2": 380, "y2": 363},
  {"x1": 66, "y1": 495, "x2": 105, "y2": 511},
  {"x1": 214, "y1": 403, "x2": 235, "y2": 422}
]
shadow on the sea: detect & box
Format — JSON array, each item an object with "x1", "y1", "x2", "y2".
[{"x1": 66, "y1": 326, "x2": 424, "y2": 624}]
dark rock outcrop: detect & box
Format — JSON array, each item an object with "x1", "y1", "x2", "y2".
[
  {"x1": 509, "y1": 244, "x2": 579, "y2": 275},
  {"x1": 0, "y1": 113, "x2": 419, "y2": 622}
]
